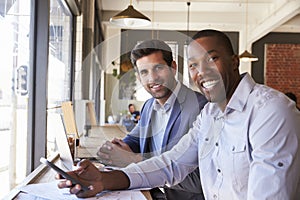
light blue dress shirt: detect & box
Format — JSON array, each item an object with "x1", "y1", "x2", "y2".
[
  {"x1": 151, "y1": 82, "x2": 180, "y2": 155},
  {"x1": 122, "y1": 73, "x2": 300, "y2": 200}
]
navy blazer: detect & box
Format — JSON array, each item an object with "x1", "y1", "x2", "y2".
[{"x1": 123, "y1": 83, "x2": 207, "y2": 157}]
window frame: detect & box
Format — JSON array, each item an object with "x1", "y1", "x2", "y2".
[{"x1": 27, "y1": 0, "x2": 78, "y2": 173}]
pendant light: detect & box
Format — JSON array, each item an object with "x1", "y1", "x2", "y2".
[
  {"x1": 186, "y1": 2, "x2": 191, "y2": 44},
  {"x1": 239, "y1": 50, "x2": 258, "y2": 62},
  {"x1": 239, "y1": 0, "x2": 258, "y2": 62},
  {"x1": 110, "y1": 0, "x2": 151, "y2": 28}
]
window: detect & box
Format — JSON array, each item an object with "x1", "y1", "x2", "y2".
[
  {"x1": 47, "y1": 0, "x2": 73, "y2": 158},
  {"x1": 0, "y1": 0, "x2": 31, "y2": 197},
  {"x1": 0, "y1": 0, "x2": 76, "y2": 198}
]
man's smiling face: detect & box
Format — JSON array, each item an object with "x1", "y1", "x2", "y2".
[
  {"x1": 136, "y1": 51, "x2": 177, "y2": 105},
  {"x1": 187, "y1": 36, "x2": 239, "y2": 106}
]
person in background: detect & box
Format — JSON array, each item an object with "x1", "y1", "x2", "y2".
[
  {"x1": 98, "y1": 40, "x2": 207, "y2": 200},
  {"x1": 57, "y1": 29, "x2": 300, "y2": 199},
  {"x1": 120, "y1": 104, "x2": 140, "y2": 132},
  {"x1": 128, "y1": 103, "x2": 140, "y2": 123},
  {"x1": 285, "y1": 92, "x2": 300, "y2": 110},
  {"x1": 121, "y1": 114, "x2": 136, "y2": 132}
]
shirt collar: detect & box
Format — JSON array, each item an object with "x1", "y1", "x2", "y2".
[
  {"x1": 208, "y1": 73, "x2": 256, "y2": 117},
  {"x1": 226, "y1": 73, "x2": 256, "y2": 112},
  {"x1": 153, "y1": 81, "x2": 181, "y2": 112}
]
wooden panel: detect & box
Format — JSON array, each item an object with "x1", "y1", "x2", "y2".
[
  {"x1": 86, "y1": 101, "x2": 97, "y2": 126},
  {"x1": 61, "y1": 101, "x2": 79, "y2": 138}
]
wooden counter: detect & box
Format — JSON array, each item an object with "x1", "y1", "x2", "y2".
[
  {"x1": 77, "y1": 124, "x2": 128, "y2": 158},
  {"x1": 4, "y1": 125, "x2": 152, "y2": 200}
]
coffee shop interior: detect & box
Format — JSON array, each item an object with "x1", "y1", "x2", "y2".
[{"x1": 1, "y1": 0, "x2": 300, "y2": 198}]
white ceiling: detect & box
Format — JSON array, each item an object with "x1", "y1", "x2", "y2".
[{"x1": 99, "y1": 0, "x2": 300, "y2": 44}]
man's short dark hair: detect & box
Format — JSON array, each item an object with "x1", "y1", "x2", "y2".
[
  {"x1": 191, "y1": 29, "x2": 235, "y2": 56},
  {"x1": 130, "y1": 39, "x2": 173, "y2": 68}
]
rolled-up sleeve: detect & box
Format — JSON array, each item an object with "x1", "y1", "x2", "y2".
[{"x1": 122, "y1": 126, "x2": 200, "y2": 189}]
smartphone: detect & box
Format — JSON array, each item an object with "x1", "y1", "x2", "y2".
[{"x1": 40, "y1": 157, "x2": 89, "y2": 191}]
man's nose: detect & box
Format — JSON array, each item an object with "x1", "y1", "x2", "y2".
[
  {"x1": 196, "y1": 61, "x2": 209, "y2": 76},
  {"x1": 148, "y1": 70, "x2": 159, "y2": 82}
]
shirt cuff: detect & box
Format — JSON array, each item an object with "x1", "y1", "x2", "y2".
[{"x1": 121, "y1": 163, "x2": 144, "y2": 189}]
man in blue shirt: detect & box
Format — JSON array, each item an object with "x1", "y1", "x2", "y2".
[
  {"x1": 58, "y1": 30, "x2": 300, "y2": 199},
  {"x1": 97, "y1": 39, "x2": 207, "y2": 199}
]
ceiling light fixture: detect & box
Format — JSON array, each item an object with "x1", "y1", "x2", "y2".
[
  {"x1": 186, "y1": 2, "x2": 191, "y2": 44},
  {"x1": 239, "y1": 50, "x2": 258, "y2": 62},
  {"x1": 110, "y1": 0, "x2": 151, "y2": 28},
  {"x1": 239, "y1": 0, "x2": 258, "y2": 62}
]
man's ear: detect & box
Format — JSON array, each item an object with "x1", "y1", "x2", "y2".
[
  {"x1": 135, "y1": 71, "x2": 141, "y2": 82},
  {"x1": 171, "y1": 61, "x2": 177, "y2": 74},
  {"x1": 232, "y1": 55, "x2": 240, "y2": 71}
]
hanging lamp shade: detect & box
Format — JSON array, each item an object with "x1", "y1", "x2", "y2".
[
  {"x1": 110, "y1": 5, "x2": 151, "y2": 27},
  {"x1": 239, "y1": 0, "x2": 258, "y2": 62},
  {"x1": 239, "y1": 50, "x2": 258, "y2": 62}
]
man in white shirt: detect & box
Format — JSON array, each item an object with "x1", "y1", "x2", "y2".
[{"x1": 57, "y1": 29, "x2": 300, "y2": 200}]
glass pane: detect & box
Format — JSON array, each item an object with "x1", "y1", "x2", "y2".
[
  {"x1": 183, "y1": 44, "x2": 190, "y2": 87},
  {"x1": 183, "y1": 44, "x2": 198, "y2": 91},
  {"x1": 47, "y1": 0, "x2": 73, "y2": 158},
  {"x1": 0, "y1": 0, "x2": 31, "y2": 197}
]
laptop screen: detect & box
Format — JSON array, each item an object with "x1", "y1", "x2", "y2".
[{"x1": 49, "y1": 113, "x2": 75, "y2": 170}]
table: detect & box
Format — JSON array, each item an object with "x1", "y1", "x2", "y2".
[
  {"x1": 4, "y1": 125, "x2": 152, "y2": 200},
  {"x1": 77, "y1": 124, "x2": 128, "y2": 158},
  {"x1": 77, "y1": 125, "x2": 152, "y2": 199}
]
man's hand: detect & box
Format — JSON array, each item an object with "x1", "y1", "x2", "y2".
[
  {"x1": 56, "y1": 159, "x2": 130, "y2": 198},
  {"x1": 111, "y1": 138, "x2": 132, "y2": 151},
  {"x1": 56, "y1": 159, "x2": 104, "y2": 198},
  {"x1": 97, "y1": 138, "x2": 142, "y2": 167}
]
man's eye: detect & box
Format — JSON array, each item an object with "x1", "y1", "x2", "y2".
[
  {"x1": 139, "y1": 70, "x2": 147, "y2": 76},
  {"x1": 189, "y1": 63, "x2": 198, "y2": 69},
  {"x1": 207, "y1": 56, "x2": 217, "y2": 62},
  {"x1": 154, "y1": 64, "x2": 165, "y2": 71}
]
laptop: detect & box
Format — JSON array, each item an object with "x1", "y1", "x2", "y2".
[
  {"x1": 51, "y1": 113, "x2": 75, "y2": 170},
  {"x1": 52, "y1": 113, "x2": 101, "y2": 170}
]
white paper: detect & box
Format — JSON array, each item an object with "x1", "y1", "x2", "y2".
[{"x1": 19, "y1": 181, "x2": 147, "y2": 200}]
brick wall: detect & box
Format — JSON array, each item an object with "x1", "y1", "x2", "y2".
[{"x1": 265, "y1": 44, "x2": 300, "y2": 108}]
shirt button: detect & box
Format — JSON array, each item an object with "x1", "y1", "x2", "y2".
[
  {"x1": 232, "y1": 146, "x2": 235, "y2": 151},
  {"x1": 213, "y1": 194, "x2": 217, "y2": 199},
  {"x1": 217, "y1": 169, "x2": 221, "y2": 173},
  {"x1": 215, "y1": 142, "x2": 218, "y2": 146},
  {"x1": 205, "y1": 138, "x2": 209, "y2": 141}
]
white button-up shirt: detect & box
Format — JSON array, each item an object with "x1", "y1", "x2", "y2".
[{"x1": 123, "y1": 73, "x2": 300, "y2": 200}]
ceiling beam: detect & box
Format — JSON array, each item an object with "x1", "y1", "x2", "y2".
[{"x1": 249, "y1": 0, "x2": 300, "y2": 43}]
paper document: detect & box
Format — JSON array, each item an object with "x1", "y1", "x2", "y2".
[{"x1": 19, "y1": 181, "x2": 147, "y2": 200}]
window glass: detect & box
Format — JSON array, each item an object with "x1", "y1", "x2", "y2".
[
  {"x1": 183, "y1": 44, "x2": 190, "y2": 87},
  {"x1": 47, "y1": 0, "x2": 73, "y2": 158},
  {"x1": 0, "y1": 0, "x2": 31, "y2": 197}
]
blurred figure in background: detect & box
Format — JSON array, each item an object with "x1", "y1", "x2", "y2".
[
  {"x1": 285, "y1": 92, "x2": 300, "y2": 110},
  {"x1": 128, "y1": 103, "x2": 140, "y2": 123}
]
